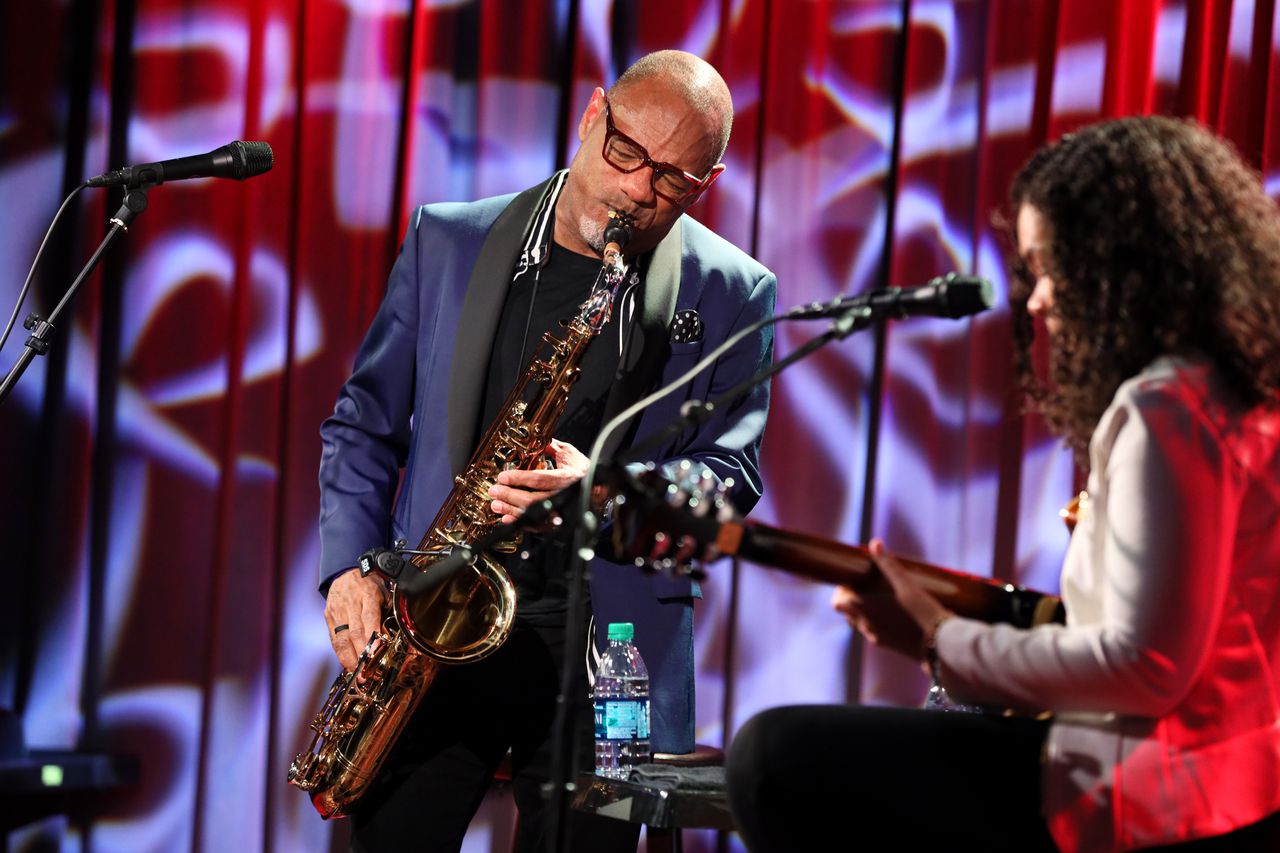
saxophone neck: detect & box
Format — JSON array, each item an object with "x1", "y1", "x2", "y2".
[
  {"x1": 580, "y1": 211, "x2": 635, "y2": 333},
  {"x1": 601, "y1": 240, "x2": 626, "y2": 278}
]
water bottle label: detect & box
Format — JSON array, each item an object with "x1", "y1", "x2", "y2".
[{"x1": 593, "y1": 698, "x2": 650, "y2": 740}]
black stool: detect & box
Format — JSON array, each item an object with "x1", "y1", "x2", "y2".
[{"x1": 571, "y1": 744, "x2": 733, "y2": 853}]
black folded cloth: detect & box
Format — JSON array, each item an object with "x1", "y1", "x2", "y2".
[{"x1": 628, "y1": 763, "x2": 726, "y2": 792}]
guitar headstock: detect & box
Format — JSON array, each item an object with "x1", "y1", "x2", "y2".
[{"x1": 610, "y1": 461, "x2": 739, "y2": 579}]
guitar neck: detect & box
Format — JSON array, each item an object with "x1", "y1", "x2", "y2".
[{"x1": 715, "y1": 520, "x2": 1063, "y2": 628}]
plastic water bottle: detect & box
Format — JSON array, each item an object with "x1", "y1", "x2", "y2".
[{"x1": 593, "y1": 622, "x2": 651, "y2": 779}]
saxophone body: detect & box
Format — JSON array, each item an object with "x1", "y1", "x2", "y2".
[{"x1": 288, "y1": 213, "x2": 634, "y2": 818}]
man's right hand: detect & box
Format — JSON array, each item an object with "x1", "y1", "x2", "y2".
[{"x1": 324, "y1": 568, "x2": 389, "y2": 671}]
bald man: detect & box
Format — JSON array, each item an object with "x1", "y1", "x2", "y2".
[{"x1": 317, "y1": 50, "x2": 775, "y2": 853}]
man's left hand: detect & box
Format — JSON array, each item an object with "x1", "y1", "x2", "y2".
[{"x1": 488, "y1": 438, "x2": 590, "y2": 524}]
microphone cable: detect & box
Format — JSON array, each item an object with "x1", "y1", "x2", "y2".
[{"x1": 0, "y1": 183, "x2": 86, "y2": 355}]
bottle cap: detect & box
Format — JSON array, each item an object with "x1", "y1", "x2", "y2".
[{"x1": 607, "y1": 622, "x2": 635, "y2": 642}]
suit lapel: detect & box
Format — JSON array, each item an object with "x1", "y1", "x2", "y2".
[
  {"x1": 446, "y1": 176, "x2": 559, "y2": 474},
  {"x1": 598, "y1": 218, "x2": 683, "y2": 462}
]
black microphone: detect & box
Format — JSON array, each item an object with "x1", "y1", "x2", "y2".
[
  {"x1": 393, "y1": 490, "x2": 575, "y2": 599},
  {"x1": 395, "y1": 545, "x2": 475, "y2": 598},
  {"x1": 786, "y1": 273, "x2": 994, "y2": 321},
  {"x1": 85, "y1": 140, "x2": 274, "y2": 188}
]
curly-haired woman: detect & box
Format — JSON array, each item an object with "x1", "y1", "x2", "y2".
[{"x1": 726, "y1": 117, "x2": 1280, "y2": 852}]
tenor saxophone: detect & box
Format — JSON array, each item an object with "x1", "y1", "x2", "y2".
[{"x1": 288, "y1": 212, "x2": 635, "y2": 818}]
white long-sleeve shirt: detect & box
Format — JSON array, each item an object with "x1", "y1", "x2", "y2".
[{"x1": 937, "y1": 356, "x2": 1280, "y2": 852}]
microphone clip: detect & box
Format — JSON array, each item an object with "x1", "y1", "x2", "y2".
[{"x1": 358, "y1": 547, "x2": 405, "y2": 579}]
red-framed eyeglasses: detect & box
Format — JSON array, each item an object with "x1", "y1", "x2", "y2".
[{"x1": 601, "y1": 98, "x2": 716, "y2": 204}]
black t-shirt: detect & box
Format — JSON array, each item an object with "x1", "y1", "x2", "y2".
[{"x1": 478, "y1": 242, "x2": 631, "y2": 618}]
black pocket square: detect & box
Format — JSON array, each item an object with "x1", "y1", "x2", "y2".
[{"x1": 670, "y1": 309, "x2": 704, "y2": 343}]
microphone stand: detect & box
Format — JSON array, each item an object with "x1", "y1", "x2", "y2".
[
  {"x1": 620, "y1": 305, "x2": 874, "y2": 466},
  {"x1": 542, "y1": 303, "x2": 875, "y2": 853},
  {"x1": 0, "y1": 186, "x2": 150, "y2": 406}
]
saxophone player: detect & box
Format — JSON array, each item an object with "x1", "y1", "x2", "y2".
[{"x1": 316, "y1": 50, "x2": 776, "y2": 852}]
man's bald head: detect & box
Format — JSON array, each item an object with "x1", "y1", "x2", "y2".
[{"x1": 608, "y1": 50, "x2": 733, "y2": 170}]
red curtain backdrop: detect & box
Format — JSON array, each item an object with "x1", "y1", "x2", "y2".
[{"x1": 2, "y1": 1, "x2": 1277, "y2": 850}]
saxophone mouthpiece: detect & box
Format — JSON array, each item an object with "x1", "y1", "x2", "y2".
[{"x1": 603, "y1": 211, "x2": 634, "y2": 255}]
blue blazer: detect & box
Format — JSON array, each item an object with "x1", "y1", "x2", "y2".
[{"x1": 318, "y1": 175, "x2": 775, "y2": 752}]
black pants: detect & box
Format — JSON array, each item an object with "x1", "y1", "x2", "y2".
[
  {"x1": 726, "y1": 705, "x2": 1058, "y2": 853},
  {"x1": 351, "y1": 616, "x2": 640, "y2": 853},
  {"x1": 726, "y1": 705, "x2": 1280, "y2": 853}
]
